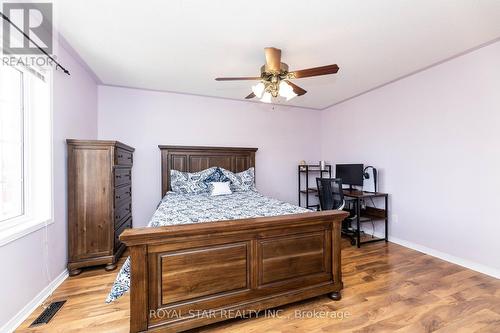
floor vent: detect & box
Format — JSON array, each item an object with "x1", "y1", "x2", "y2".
[{"x1": 29, "y1": 300, "x2": 66, "y2": 327}]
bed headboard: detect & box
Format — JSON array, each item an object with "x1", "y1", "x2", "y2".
[{"x1": 159, "y1": 145, "x2": 258, "y2": 196}]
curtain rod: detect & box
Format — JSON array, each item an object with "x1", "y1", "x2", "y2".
[{"x1": 0, "y1": 11, "x2": 70, "y2": 75}]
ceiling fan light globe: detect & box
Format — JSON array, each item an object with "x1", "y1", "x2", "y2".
[
  {"x1": 285, "y1": 92, "x2": 297, "y2": 101},
  {"x1": 260, "y1": 92, "x2": 272, "y2": 103},
  {"x1": 278, "y1": 81, "x2": 289, "y2": 94},
  {"x1": 252, "y1": 82, "x2": 265, "y2": 98},
  {"x1": 279, "y1": 81, "x2": 296, "y2": 100}
]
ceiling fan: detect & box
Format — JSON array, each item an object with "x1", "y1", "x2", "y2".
[{"x1": 215, "y1": 47, "x2": 339, "y2": 103}]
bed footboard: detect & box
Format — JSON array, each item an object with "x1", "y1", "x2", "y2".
[{"x1": 120, "y1": 210, "x2": 348, "y2": 332}]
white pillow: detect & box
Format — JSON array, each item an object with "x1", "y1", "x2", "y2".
[{"x1": 209, "y1": 182, "x2": 232, "y2": 196}]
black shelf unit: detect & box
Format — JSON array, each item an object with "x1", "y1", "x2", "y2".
[
  {"x1": 343, "y1": 191, "x2": 389, "y2": 247},
  {"x1": 298, "y1": 164, "x2": 332, "y2": 210}
]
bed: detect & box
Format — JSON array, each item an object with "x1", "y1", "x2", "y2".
[{"x1": 117, "y1": 145, "x2": 348, "y2": 332}]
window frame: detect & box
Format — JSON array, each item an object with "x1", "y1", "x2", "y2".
[{"x1": 0, "y1": 64, "x2": 54, "y2": 246}]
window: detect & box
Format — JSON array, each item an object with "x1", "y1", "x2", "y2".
[
  {"x1": 0, "y1": 66, "x2": 24, "y2": 221},
  {"x1": 0, "y1": 65, "x2": 52, "y2": 246}
]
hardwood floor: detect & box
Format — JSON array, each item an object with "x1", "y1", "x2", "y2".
[{"x1": 16, "y1": 239, "x2": 500, "y2": 332}]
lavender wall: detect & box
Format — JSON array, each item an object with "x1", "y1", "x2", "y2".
[
  {"x1": 321, "y1": 40, "x2": 500, "y2": 277},
  {"x1": 0, "y1": 41, "x2": 98, "y2": 329},
  {"x1": 97, "y1": 86, "x2": 321, "y2": 227}
]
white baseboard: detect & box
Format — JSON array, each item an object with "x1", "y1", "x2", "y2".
[
  {"x1": 0, "y1": 269, "x2": 69, "y2": 333},
  {"x1": 368, "y1": 231, "x2": 500, "y2": 279}
]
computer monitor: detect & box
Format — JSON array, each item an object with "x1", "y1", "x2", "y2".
[{"x1": 335, "y1": 164, "x2": 364, "y2": 189}]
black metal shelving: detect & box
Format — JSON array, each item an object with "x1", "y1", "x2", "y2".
[
  {"x1": 298, "y1": 164, "x2": 332, "y2": 210},
  {"x1": 343, "y1": 191, "x2": 389, "y2": 247}
]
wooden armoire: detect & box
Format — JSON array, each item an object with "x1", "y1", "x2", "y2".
[{"x1": 66, "y1": 140, "x2": 134, "y2": 276}]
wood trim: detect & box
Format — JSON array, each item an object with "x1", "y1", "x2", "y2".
[
  {"x1": 158, "y1": 145, "x2": 257, "y2": 197},
  {"x1": 130, "y1": 245, "x2": 149, "y2": 332},
  {"x1": 67, "y1": 139, "x2": 135, "y2": 152},
  {"x1": 332, "y1": 218, "x2": 342, "y2": 285},
  {"x1": 121, "y1": 211, "x2": 345, "y2": 246},
  {"x1": 158, "y1": 145, "x2": 258, "y2": 152}
]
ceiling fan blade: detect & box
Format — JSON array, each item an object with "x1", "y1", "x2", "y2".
[
  {"x1": 265, "y1": 47, "x2": 282, "y2": 71},
  {"x1": 289, "y1": 64, "x2": 339, "y2": 79},
  {"x1": 245, "y1": 92, "x2": 256, "y2": 99},
  {"x1": 284, "y1": 80, "x2": 307, "y2": 96},
  {"x1": 215, "y1": 77, "x2": 261, "y2": 81}
]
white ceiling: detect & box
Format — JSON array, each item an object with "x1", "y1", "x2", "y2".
[{"x1": 55, "y1": 0, "x2": 500, "y2": 109}]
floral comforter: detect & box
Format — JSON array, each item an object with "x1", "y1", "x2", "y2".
[{"x1": 106, "y1": 190, "x2": 309, "y2": 302}]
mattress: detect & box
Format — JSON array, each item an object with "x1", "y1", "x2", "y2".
[{"x1": 106, "y1": 190, "x2": 309, "y2": 302}]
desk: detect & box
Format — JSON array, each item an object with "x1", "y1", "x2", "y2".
[{"x1": 343, "y1": 190, "x2": 389, "y2": 248}]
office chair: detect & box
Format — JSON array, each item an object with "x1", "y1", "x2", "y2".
[
  {"x1": 316, "y1": 178, "x2": 345, "y2": 211},
  {"x1": 316, "y1": 178, "x2": 356, "y2": 245}
]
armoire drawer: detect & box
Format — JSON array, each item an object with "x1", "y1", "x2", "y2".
[
  {"x1": 114, "y1": 167, "x2": 131, "y2": 187},
  {"x1": 115, "y1": 148, "x2": 133, "y2": 166},
  {"x1": 114, "y1": 184, "x2": 132, "y2": 208},
  {"x1": 114, "y1": 202, "x2": 131, "y2": 228},
  {"x1": 115, "y1": 216, "x2": 132, "y2": 250}
]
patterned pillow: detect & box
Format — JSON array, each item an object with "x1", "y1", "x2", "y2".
[
  {"x1": 203, "y1": 167, "x2": 229, "y2": 185},
  {"x1": 220, "y1": 167, "x2": 256, "y2": 192},
  {"x1": 170, "y1": 167, "x2": 217, "y2": 194}
]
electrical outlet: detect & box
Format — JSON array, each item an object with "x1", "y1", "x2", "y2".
[{"x1": 391, "y1": 214, "x2": 398, "y2": 223}]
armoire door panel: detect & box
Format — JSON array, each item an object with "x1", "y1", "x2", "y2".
[{"x1": 72, "y1": 147, "x2": 112, "y2": 259}]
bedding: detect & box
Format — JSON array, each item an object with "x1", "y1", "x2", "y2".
[
  {"x1": 203, "y1": 167, "x2": 229, "y2": 185},
  {"x1": 106, "y1": 190, "x2": 309, "y2": 303},
  {"x1": 170, "y1": 167, "x2": 217, "y2": 194},
  {"x1": 220, "y1": 167, "x2": 256, "y2": 192}
]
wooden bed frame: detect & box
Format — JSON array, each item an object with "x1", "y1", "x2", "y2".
[{"x1": 120, "y1": 145, "x2": 348, "y2": 332}]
